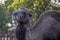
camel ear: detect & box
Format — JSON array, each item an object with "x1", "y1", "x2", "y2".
[{"x1": 28, "y1": 13, "x2": 32, "y2": 17}]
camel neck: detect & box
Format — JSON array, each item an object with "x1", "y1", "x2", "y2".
[{"x1": 16, "y1": 23, "x2": 26, "y2": 40}]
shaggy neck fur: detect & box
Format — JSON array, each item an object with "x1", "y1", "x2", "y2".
[{"x1": 16, "y1": 22, "x2": 26, "y2": 40}]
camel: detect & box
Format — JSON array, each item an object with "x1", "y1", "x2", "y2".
[
  {"x1": 27, "y1": 10, "x2": 60, "y2": 40},
  {"x1": 12, "y1": 9, "x2": 60, "y2": 40}
]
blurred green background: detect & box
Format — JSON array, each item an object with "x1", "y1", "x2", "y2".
[{"x1": 0, "y1": 0, "x2": 60, "y2": 30}]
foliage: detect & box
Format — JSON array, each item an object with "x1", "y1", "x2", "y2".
[{"x1": 0, "y1": 3, "x2": 9, "y2": 30}]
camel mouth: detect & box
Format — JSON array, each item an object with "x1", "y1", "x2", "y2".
[
  {"x1": 12, "y1": 12, "x2": 29, "y2": 25},
  {"x1": 12, "y1": 16, "x2": 28, "y2": 25},
  {"x1": 12, "y1": 20, "x2": 18, "y2": 26}
]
